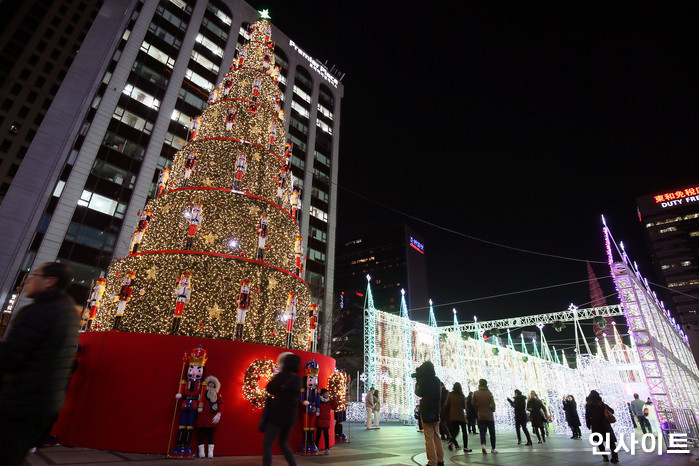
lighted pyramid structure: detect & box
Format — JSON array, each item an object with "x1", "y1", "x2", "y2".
[{"x1": 90, "y1": 15, "x2": 312, "y2": 349}]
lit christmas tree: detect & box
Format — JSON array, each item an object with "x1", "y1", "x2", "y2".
[{"x1": 91, "y1": 15, "x2": 312, "y2": 350}]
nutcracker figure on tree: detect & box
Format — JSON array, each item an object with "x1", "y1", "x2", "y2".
[
  {"x1": 233, "y1": 151, "x2": 247, "y2": 191},
  {"x1": 294, "y1": 235, "x2": 304, "y2": 276},
  {"x1": 234, "y1": 278, "x2": 251, "y2": 340},
  {"x1": 308, "y1": 303, "x2": 318, "y2": 352},
  {"x1": 85, "y1": 277, "x2": 106, "y2": 330},
  {"x1": 112, "y1": 271, "x2": 135, "y2": 330},
  {"x1": 157, "y1": 167, "x2": 170, "y2": 196},
  {"x1": 171, "y1": 271, "x2": 192, "y2": 335},
  {"x1": 189, "y1": 115, "x2": 201, "y2": 141},
  {"x1": 171, "y1": 346, "x2": 208, "y2": 458},
  {"x1": 182, "y1": 150, "x2": 197, "y2": 187},
  {"x1": 184, "y1": 202, "x2": 203, "y2": 250},
  {"x1": 290, "y1": 188, "x2": 301, "y2": 219},
  {"x1": 284, "y1": 291, "x2": 297, "y2": 348},
  {"x1": 224, "y1": 107, "x2": 236, "y2": 137},
  {"x1": 299, "y1": 360, "x2": 320, "y2": 455},
  {"x1": 256, "y1": 212, "x2": 269, "y2": 260}
]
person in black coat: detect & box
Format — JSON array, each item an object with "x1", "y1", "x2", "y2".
[
  {"x1": 439, "y1": 382, "x2": 451, "y2": 441},
  {"x1": 527, "y1": 391, "x2": 548, "y2": 444},
  {"x1": 0, "y1": 262, "x2": 80, "y2": 466},
  {"x1": 507, "y1": 389, "x2": 533, "y2": 445},
  {"x1": 563, "y1": 395, "x2": 582, "y2": 439},
  {"x1": 414, "y1": 361, "x2": 444, "y2": 466},
  {"x1": 585, "y1": 390, "x2": 619, "y2": 463},
  {"x1": 466, "y1": 391, "x2": 478, "y2": 434},
  {"x1": 262, "y1": 352, "x2": 302, "y2": 466}
]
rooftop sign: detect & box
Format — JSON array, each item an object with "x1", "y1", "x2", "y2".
[{"x1": 288, "y1": 40, "x2": 339, "y2": 88}]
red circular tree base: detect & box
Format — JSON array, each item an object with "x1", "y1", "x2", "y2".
[{"x1": 53, "y1": 332, "x2": 336, "y2": 456}]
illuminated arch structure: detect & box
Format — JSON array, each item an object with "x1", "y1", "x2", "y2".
[{"x1": 360, "y1": 223, "x2": 699, "y2": 444}]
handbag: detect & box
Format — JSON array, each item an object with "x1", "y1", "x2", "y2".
[
  {"x1": 604, "y1": 406, "x2": 616, "y2": 423},
  {"x1": 258, "y1": 397, "x2": 271, "y2": 432}
]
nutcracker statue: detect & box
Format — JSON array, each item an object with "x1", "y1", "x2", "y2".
[
  {"x1": 171, "y1": 271, "x2": 192, "y2": 335},
  {"x1": 299, "y1": 360, "x2": 320, "y2": 455},
  {"x1": 112, "y1": 271, "x2": 135, "y2": 330},
  {"x1": 85, "y1": 277, "x2": 106, "y2": 330},
  {"x1": 308, "y1": 303, "x2": 318, "y2": 352},
  {"x1": 170, "y1": 346, "x2": 208, "y2": 458},
  {"x1": 237, "y1": 45, "x2": 247, "y2": 66},
  {"x1": 233, "y1": 151, "x2": 247, "y2": 191},
  {"x1": 190, "y1": 115, "x2": 201, "y2": 141},
  {"x1": 256, "y1": 212, "x2": 269, "y2": 260},
  {"x1": 157, "y1": 167, "x2": 170, "y2": 196},
  {"x1": 290, "y1": 188, "x2": 301, "y2": 220},
  {"x1": 284, "y1": 291, "x2": 296, "y2": 348},
  {"x1": 130, "y1": 208, "x2": 152, "y2": 254},
  {"x1": 224, "y1": 106, "x2": 236, "y2": 137},
  {"x1": 207, "y1": 88, "x2": 218, "y2": 104},
  {"x1": 251, "y1": 76, "x2": 262, "y2": 102},
  {"x1": 234, "y1": 278, "x2": 251, "y2": 340},
  {"x1": 329, "y1": 370, "x2": 350, "y2": 442},
  {"x1": 221, "y1": 76, "x2": 233, "y2": 96},
  {"x1": 182, "y1": 150, "x2": 197, "y2": 187},
  {"x1": 184, "y1": 202, "x2": 203, "y2": 250},
  {"x1": 268, "y1": 121, "x2": 277, "y2": 150},
  {"x1": 262, "y1": 48, "x2": 271, "y2": 70},
  {"x1": 195, "y1": 375, "x2": 223, "y2": 459},
  {"x1": 294, "y1": 235, "x2": 304, "y2": 276}
]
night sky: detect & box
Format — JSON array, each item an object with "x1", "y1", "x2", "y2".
[{"x1": 248, "y1": 1, "x2": 698, "y2": 345}]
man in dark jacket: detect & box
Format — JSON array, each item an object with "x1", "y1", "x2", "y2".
[
  {"x1": 0, "y1": 262, "x2": 79, "y2": 466},
  {"x1": 507, "y1": 389, "x2": 532, "y2": 445},
  {"x1": 263, "y1": 352, "x2": 302, "y2": 466},
  {"x1": 414, "y1": 361, "x2": 444, "y2": 466}
]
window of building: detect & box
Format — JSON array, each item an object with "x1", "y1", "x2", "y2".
[
  {"x1": 27, "y1": 91, "x2": 38, "y2": 103},
  {"x1": 313, "y1": 168, "x2": 329, "y2": 185},
  {"x1": 102, "y1": 131, "x2": 146, "y2": 159},
  {"x1": 164, "y1": 131, "x2": 186, "y2": 149},
  {"x1": 177, "y1": 88, "x2": 207, "y2": 111},
  {"x1": 122, "y1": 84, "x2": 160, "y2": 110},
  {"x1": 293, "y1": 85, "x2": 311, "y2": 104},
  {"x1": 317, "y1": 103, "x2": 333, "y2": 120},
  {"x1": 148, "y1": 23, "x2": 182, "y2": 48},
  {"x1": 314, "y1": 151, "x2": 330, "y2": 167},
  {"x1": 190, "y1": 51, "x2": 220, "y2": 74},
  {"x1": 78, "y1": 190, "x2": 126, "y2": 217},
  {"x1": 202, "y1": 17, "x2": 228, "y2": 41},
  {"x1": 287, "y1": 134, "x2": 307, "y2": 152},
  {"x1": 7, "y1": 164, "x2": 19, "y2": 177},
  {"x1": 132, "y1": 61, "x2": 169, "y2": 88},
  {"x1": 316, "y1": 119, "x2": 332, "y2": 135},
  {"x1": 308, "y1": 248, "x2": 326, "y2": 264},
  {"x1": 91, "y1": 159, "x2": 136, "y2": 188},
  {"x1": 157, "y1": 5, "x2": 188, "y2": 30},
  {"x1": 310, "y1": 226, "x2": 327, "y2": 243},
  {"x1": 140, "y1": 41, "x2": 175, "y2": 68},
  {"x1": 291, "y1": 101, "x2": 310, "y2": 119},
  {"x1": 184, "y1": 69, "x2": 214, "y2": 91},
  {"x1": 65, "y1": 222, "x2": 117, "y2": 252},
  {"x1": 206, "y1": 3, "x2": 232, "y2": 26},
  {"x1": 195, "y1": 34, "x2": 223, "y2": 57},
  {"x1": 171, "y1": 109, "x2": 194, "y2": 128},
  {"x1": 311, "y1": 187, "x2": 328, "y2": 203},
  {"x1": 659, "y1": 226, "x2": 678, "y2": 234},
  {"x1": 310, "y1": 206, "x2": 327, "y2": 222},
  {"x1": 113, "y1": 106, "x2": 154, "y2": 134},
  {"x1": 289, "y1": 117, "x2": 308, "y2": 135}
]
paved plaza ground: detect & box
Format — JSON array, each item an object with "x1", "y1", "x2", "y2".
[{"x1": 24, "y1": 422, "x2": 697, "y2": 465}]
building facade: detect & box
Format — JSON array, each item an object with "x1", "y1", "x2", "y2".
[
  {"x1": 637, "y1": 183, "x2": 699, "y2": 362},
  {"x1": 335, "y1": 224, "x2": 429, "y2": 321},
  {"x1": 0, "y1": 0, "x2": 343, "y2": 354}
]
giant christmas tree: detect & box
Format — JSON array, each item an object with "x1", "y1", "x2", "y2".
[{"x1": 91, "y1": 15, "x2": 312, "y2": 350}]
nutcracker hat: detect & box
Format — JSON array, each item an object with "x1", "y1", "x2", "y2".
[
  {"x1": 305, "y1": 360, "x2": 319, "y2": 376},
  {"x1": 96, "y1": 277, "x2": 107, "y2": 284},
  {"x1": 126, "y1": 270, "x2": 136, "y2": 279},
  {"x1": 188, "y1": 346, "x2": 208, "y2": 366}
]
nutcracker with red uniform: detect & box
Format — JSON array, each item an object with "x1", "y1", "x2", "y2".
[
  {"x1": 171, "y1": 271, "x2": 192, "y2": 335},
  {"x1": 190, "y1": 115, "x2": 201, "y2": 141},
  {"x1": 290, "y1": 188, "x2": 301, "y2": 220},
  {"x1": 284, "y1": 291, "x2": 296, "y2": 348},
  {"x1": 299, "y1": 360, "x2": 320, "y2": 455},
  {"x1": 157, "y1": 167, "x2": 170, "y2": 196},
  {"x1": 224, "y1": 106, "x2": 236, "y2": 137},
  {"x1": 237, "y1": 45, "x2": 247, "y2": 66},
  {"x1": 262, "y1": 48, "x2": 271, "y2": 70},
  {"x1": 294, "y1": 235, "x2": 304, "y2": 276},
  {"x1": 308, "y1": 303, "x2": 318, "y2": 352},
  {"x1": 182, "y1": 150, "x2": 197, "y2": 187},
  {"x1": 184, "y1": 202, "x2": 203, "y2": 250},
  {"x1": 85, "y1": 277, "x2": 106, "y2": 330},
  {"x1": 170, "y1": 346, "x2": 208, "y2": 458},
  {"x1": 221, "y1": 76, "x2": 233, "y2": 96},
  {"x1": 233, "y1": 151, "x2": 247, "y2": 191},
  {"x1": 268, "y1": 121, "x2": 277, "y2": 150},
  {"x1": 256, "y1": 212, "x2": 269, "y2": 260},
  {"x1": 207, "y1": 88, "x2": 218, "y2": 104},
  {"x1": 130, "y1": 208, "x2": 152, "y2": 254},
  {"x1": 251, "y1": 76, "x2": 261, "y2": 102},
  {"x1": 234, "y1": 278, "x2": 251, "y2": 340},
  {"x1": 195, "y1": 375, "x2": 222, "y2": 459},
  {"x1": 112, "y1": 271, "x2": 135, "y2": 330}
]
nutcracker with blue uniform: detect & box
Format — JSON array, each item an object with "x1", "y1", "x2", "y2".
[
  {"x1": 171, "y1": 346, "x2": 208, "y2": 458},
  {"x1": 299, "y1": 360, "x2": 320, "y2": 454}
]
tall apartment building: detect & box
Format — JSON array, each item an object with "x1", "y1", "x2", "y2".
[
  {"x1": 0, "y1": 0, "x2": 103, "y2": 200},
  {"x1": 637, "y1": 183, "x2": 699, "y2": 362},
  {"x1": 0, "y1": 0, "x2": 343, "y2": 354}
]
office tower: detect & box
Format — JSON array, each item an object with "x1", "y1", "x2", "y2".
[
  {"x1": 0, "y1": 0, "x2": 343, "y2": 354},
  {"x1": 637, "y1": 183, "x2": 699, "y2": 362}
]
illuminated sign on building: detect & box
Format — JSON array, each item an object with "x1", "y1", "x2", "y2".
[
  {"x1": 409, "y1": 236, "x2": 425, "y2": 254},
  {"x1": 288, "y1": 40, "x2": 339, "y2": 88},
  {"x1": 653, "y1": 185, "x2": 699, "y2": 209}
]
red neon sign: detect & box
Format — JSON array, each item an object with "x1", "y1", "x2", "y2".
[{"x1": 653, "y1": 186, "x2": 699, "y2": 204}]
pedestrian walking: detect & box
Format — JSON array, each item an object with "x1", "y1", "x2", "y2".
[
  {"x1": 0, "y1": 262, "x2": 80, "y2": 466},
  {"x1": 466, "y1": 390, "x2": 478, "y2": 434},
  {"x1": 445, "y1": 382, "x2": 472, "y2": 452},
  {"x1": 415, "y1": 402, "x2": 423, "y2": 432},
  {"x1": 365, "y1": 386, "x2": 375, "y2": 429},
  {"x1": 414, "y1": 361, "x2": 444, "y2": 466},
  {"x1": 439, "y1": 382, "x2": 451, "y2": 441},
  {"x1": 262, "y1": 352, "x2": 302, "y2": 466},
  {"x1": 585, "y1": 390, "x2": 619, "y2": 463},
  {"x1": 563, "y1": 395, "x2": 582, "y2": 439},
  {"x1": 372, "y1": 389, "x2": 381, "y2": 428},
  {"x1": 630, "y1": 393, "x2": 652, "y2": 434},
  {"x1": 527, "y1": 391, "x2": 548, "y2": 443},
  {"x1": 507, "y1": 389, "x2": 533, "y2": 446},
  {"x1": 472, "y1": 378, "x2": 497, "y2": 454}
]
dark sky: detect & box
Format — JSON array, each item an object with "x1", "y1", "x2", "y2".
[{"x1": 248, "y1": 2, "x2": 698, "y2": 337}]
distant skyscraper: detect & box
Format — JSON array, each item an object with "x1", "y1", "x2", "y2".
[
  {"x1": 0, "y1": 0, "x2": 343, "y2": 354},
  {"x1": 637, "y1": 183, "x2": 699, "y2": 362},
  {"x1": 335, "y1": 224, "x2": 429, "y2": 321}
]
